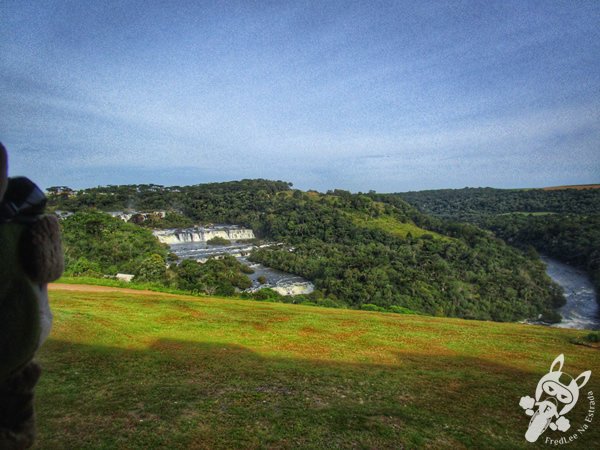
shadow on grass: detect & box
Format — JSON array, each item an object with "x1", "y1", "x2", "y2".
[{"x1": 34, "y1": 339, "x2": 599, "y2": 449}]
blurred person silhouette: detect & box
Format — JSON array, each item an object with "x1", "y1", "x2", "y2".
[{"x1": 0, "y1": 143, "x2": 63, "y2": 449}]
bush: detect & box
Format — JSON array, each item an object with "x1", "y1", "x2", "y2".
[
  {"x1": 361, "y1": 303, "x2": 386, "y2": 312},
  {"x1": 252, "y1": 288, "x2": 282, "y2": 300},
  {"x1": 67, "y1": 257, "x2": 102, "y2": 277},
  {"x1": 585, "y1": 332, "x2": 599, "y2": 343},
  {"x1": 207, "y1": 236, "x2": 230, "y2": 245},
  {"x1": 389, "y1": 305, "x2": 417, "y2": 315},
  {"x1": 136, "y1": 253, "x2": 167, "y2": 282},
  {"x1": 314, "y1": 298, "x2": 344, "y2": 308},
  {"x1": 61, "y1": 211, "x2": 167, "y2": 275},
  {"x1": 240, "y1": 264, "x2": 255, "y2": 274},
  {"x1": 540, "y1": 310, "x2": 562, "y2": 324}
]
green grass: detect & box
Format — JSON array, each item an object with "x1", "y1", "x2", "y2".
[
  {"x1": 35, "y1": 286, "x2": 600, "y2": 449},
  {"x1": 57, "y1": 276, "x2": 212, "y2": 297},
  {"x1": 350, "y1": 213, "x2": 449, "y2": 240}
]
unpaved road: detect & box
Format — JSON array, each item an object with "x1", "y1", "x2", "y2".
[{"x1": 49, "y1": 283, "x2": 182, "y2": 297}]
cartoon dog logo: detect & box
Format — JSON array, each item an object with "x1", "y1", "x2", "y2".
[{"x1": 519, "y1": 354, "x2": 591, "y2": 443}]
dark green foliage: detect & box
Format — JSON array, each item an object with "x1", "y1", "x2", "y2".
[
  {"x1": 239, "y1": 264, "x2": 255, "y2": 274},
  {"x1": 540, "y1": 309, "x2": 562, "y2": 324},
  {"x1": 397, "y1": 187, "x2": 600, "y2": 294},
  {"x1": 484, "y1": 214, "x2": 600, "y2": 292},
  {"x1": 138, "y1": 211, "x2": 194, "y2": 229},
  {"x1": 48, "y1": 180, "x2": 292, "y2": 232},
  {"x1": 250, "y1": 288, "x2": 282, "y2": 301},
  {"x1": 361, "y1": 304, "x2": 387, "y2": 312},
  {"x1": 389, "y1": 305, "x2": 417, "y2": 314},
  {"x1": 173, "y1": 256, "x2": 252, "y2": 296},
  {"x1": 135, "y1": 254, "x2": 167, "y2": 283},
  {"x1": 68, "y1": 257, "x2": 102, "y2": 277},
  {"x1": 250, "y1": 224, "x2": 561, "y2": 321},
  {"x1": 398, "y1": 187, "x2": 600, "y2": 221},
  {"x1": 61, "y1": 211, "x2": 168, "y2": 276},
  {"x1": 52, "y1": 181, "x2": 566, "y2": 321},
  {"x1": 206, "y1": 236, "x2": 230, "y2": 246}
]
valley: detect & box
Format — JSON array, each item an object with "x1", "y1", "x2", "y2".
[
  {"x1": 543, "y1": 256, "x2": 600, "y2": 330},
  {"x1": 50, "y1": 180, "x2": 598, "y2": 323}
]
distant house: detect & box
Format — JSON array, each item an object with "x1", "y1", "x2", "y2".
[{"x1": 46, "y1": 186, "x2": 77, "y2": 198}]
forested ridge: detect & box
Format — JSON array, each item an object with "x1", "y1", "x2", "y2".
[
  {"x1": 396, "y1": 187, "x2": 600, "y2": 293},
  {"x1": 49, "y1": 181, "x2": 565, "y2": 322},
  {"x1": 60, "y1": 211, "x2": 255, "y2": 296},
  {"x1": 398, "y1": 187, "x2": 600, "y2": 221}
]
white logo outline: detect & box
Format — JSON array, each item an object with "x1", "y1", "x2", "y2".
[{"x1": 519, "y1": 354, "x2": 592, "y2": 443}]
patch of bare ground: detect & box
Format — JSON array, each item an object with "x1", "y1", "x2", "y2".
[{"x1": 49, "y1": 283, "x2": 182, "y2": 297}]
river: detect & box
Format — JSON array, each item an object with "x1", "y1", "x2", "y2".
[
  {"x1": 162, "y1": 232, "x2": 315, "y2": 295},
  {"x1": 542, "y1": 256, "x2": 600, "y2": 330}
]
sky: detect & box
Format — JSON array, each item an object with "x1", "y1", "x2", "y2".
[{"x1": 1, "y1": 0, "x2": 599, "y2": 193}]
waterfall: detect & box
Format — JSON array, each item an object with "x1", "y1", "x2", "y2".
[{"x1": 153, "y1": 226, "x2": 255, "y2": 244}]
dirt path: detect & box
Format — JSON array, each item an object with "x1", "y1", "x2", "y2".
[{"x1": 49, "y1": 283, "x2": 183, "y2": 297}]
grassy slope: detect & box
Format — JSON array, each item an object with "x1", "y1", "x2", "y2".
[
  {"x1": 349, "y1": 213, "x2": 448, "y2": 240},
  {"x1": 36, "y1": 286, "x2": 600, "y2": 449}
]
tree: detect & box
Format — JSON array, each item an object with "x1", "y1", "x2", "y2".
[{"x1": 136, "y1": 254, "x2": 167, "y2": 282}]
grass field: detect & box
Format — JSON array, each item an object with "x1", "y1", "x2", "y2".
[
  {"x1": 350, "y1": 213, "x2": 449, "y2": 241},
  {"x1": 35, "y1": 285, "x2": 600, "y2": 449}
]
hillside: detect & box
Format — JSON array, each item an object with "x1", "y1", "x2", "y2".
[
  {"x1": 395, "y1": 187, "x2": 600, "y2": 293},
  {"x1": 49, "y1": 181, "x2": 564, "y2": 322},
  {"x1": 397, "y1": 187, "x2": 600, "y2": 222},
  {"x1": 36, "y1": 285, "x2": 600, "y2": 449}
]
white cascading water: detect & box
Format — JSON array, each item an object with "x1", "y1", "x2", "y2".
[
  {"x1": 154, "y1": 225, "x2": 314, "y2": 296},
  {"x1": 153, "y1": 226, "x2": 255, "y2": 244}
]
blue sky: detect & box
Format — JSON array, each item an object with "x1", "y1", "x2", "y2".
[{"x1": 1, "y1": 0, "x2": 599, "y2": 192}]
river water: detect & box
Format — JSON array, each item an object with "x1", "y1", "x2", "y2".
[
  {"x1": 164, "y1": 231, "x2": 597, "y2": 322},
  {"x1": 168, "y1": 241, "x2": 314, "y2": 296},
  {"x1": 541, "y1": 256, "x2": 600, "y2": 330}
]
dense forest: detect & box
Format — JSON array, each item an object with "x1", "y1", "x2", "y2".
[
  {"x1": 61, "y1": 211, "x2": 168, "y2": 275},
  {"x1": 397, "y1": 187, "x2": 600, "y2": 293},
  {"x1": 48, "y1": 181, "x2": 566, "y2": 322},
  {"x1": 484, "y1": 214, "x2": 600, "y2": 291},
  {"x1": 60, "y1": 211, "x2": 256, "y2": 296},
  {"x1": 398, "y1": 187, "x2": 600, "y2": 221}
]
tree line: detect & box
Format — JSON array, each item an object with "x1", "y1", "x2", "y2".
[
  {"x1": 396, "y1": 187, "x2": 600, "y2": 294},
  {"x1": 50, "y1": 181, "x2": 567, "y2": 322}
]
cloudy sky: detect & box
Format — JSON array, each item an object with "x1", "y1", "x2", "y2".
[{"x1": 1, "y1": 1, "x2": 599, "y2": 192}]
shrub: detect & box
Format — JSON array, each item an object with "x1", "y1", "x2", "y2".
[
  {"x1": 207, "y1": 236, "x2": 230, "y2": 245},
  {"x1": 540, "y1": 310, "x2": 562, "y2": 324},
  {"x1": 361, "y1": 303, "x2": 386, "y2": 312},
  {"x1": 585, "y1": 332, "x2": 599, "y2": 343},
  {"x1": 389, "y1": 305, "x2": 417, "y2": 315},
  {"x1": 136, "y1": 254, "x2": 167, "y2": 282},
  {"x1": 252, "y1": 288, "x2": 281, "y2": 300},
  {"x1": 240, "y1": 264, "x2": 255, "y2": 274}
]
